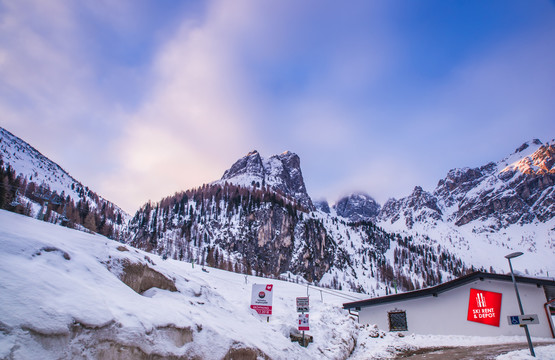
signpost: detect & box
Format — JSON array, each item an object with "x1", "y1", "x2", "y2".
[
  {"x1": 296, "y1": 297, "x2": 309, "y2": 313},
  {"x1": 508, "y1": 314, "x2": 540, "y2": 326},
  {"x1": 505, "y1": 252, "x2": 535, "y2": 357},
  {"x1": 250, "y1": 284, "x2": 273, "y2": 319},
  {"x1": 296, "y1": 297, "x2": 310, "y2": 346}
]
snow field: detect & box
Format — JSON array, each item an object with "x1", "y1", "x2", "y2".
[
  {"x1": 0, "y1": 210, "x2": 363, "y2": 359},
  {"x1": 1, "y1": 209, "x2": 554, "y2": 359}
]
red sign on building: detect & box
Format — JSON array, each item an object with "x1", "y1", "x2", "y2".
[{"x1": 467, "y1": 288, "x2": 502, "y2": 327}]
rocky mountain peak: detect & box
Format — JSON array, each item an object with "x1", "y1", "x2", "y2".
[
  {"x1": 218, "y1": 150, "x2": 313, "y2": 210},
  {"x1": 501, "y1": 140, "x2": 555, "y2": 176},
  {"x1": 514, "y1": 139, "x2": 542, "y2": 154},
  {"x1": 221, "y1": 150, "x2": 265, "y2": 182},
  {"x1": 379, "y1": 139, "x2": 555, "y2": 231},
  {"x1": 334, "y1": 192, "x2": 380, "y2": 222}
]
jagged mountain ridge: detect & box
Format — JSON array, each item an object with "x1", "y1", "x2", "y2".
[
  {"x1": 372, "y1": 139, "x2": 555, "y2": 274},
  {"x1": 376, "y1": 139, "x2": 555, "y2": 228},
  {"x1": 215, "y1": 150, "x2": 314, "y2": 211},
  {"x1": 0, "y1": 126, "x2": 129, "y2": 238}
]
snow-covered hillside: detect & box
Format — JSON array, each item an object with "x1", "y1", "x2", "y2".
[
  {"x1": 1, "y1": 127, "x2": 102, "y2": 208},
  {"x1": 374, "y1": 139, "x2": 555, "y2": 275},
  {"x1": 0, "y1": 126, "x2": 128, "y2": 238},
  {"x1": 2, "y1": 210, "x2": 555, "y2": 360},
  {"x1": 0, "y1": 209, "x2": 364, "y2": 359}
]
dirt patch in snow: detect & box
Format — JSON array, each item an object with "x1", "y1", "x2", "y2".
[
  {"x1": 5, "y1": 321, "x2": 199, "y2": 359},
  {"x1": 222, "y1": 344, "x2": 271, "y2": 360},
  {"x1": 117, "y1": 259, "x2": 177, "y2": 294}
]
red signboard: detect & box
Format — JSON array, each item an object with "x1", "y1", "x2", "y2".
[{"x1": 467, "y1": 288, "x2": 502, "y2": 327}]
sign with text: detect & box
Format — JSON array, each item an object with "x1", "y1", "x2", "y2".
[
  {"x1": 298, "y1": 313, "x2": 309, "y2": 331},
  {"x1": 507, "y1": 314, "x2": 540, "y2": 326},
  {"x1": 467, "y1": 288, "x2": 502, "y2": 327},
  {"x1": 296, "y1": 297, "x2": 309, "y2": 313},
  {"x1": 250, "y1": 284, "x2": 273, "y2": 315}
]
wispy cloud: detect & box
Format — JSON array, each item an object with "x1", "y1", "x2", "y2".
[
  {"x1": 0, "y1": 0, "x2": 131, "y2": 181},
  {"x1": 1, "y1": 0, "x2": 554, "y2": 213},
  {"x1": 104, "y1": 0, "x2": 265, "y2": 211}
]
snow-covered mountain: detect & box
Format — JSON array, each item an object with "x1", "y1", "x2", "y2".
[
  {"x1": 127, "y1": 151, "x2": 476, "y2": 296},
  {"x1": 375, "y1": 139, "x2": 555, "y2": 274},
  {"x1": 215, "y1": 150, "x2": 314, "y2": 211},
  {"x1": 3, "y1": 124, "x2": 552, "y2": 296},
  {"x1": 334, "y1": 193, "x2": 381, "y2": 222},
  {"x1": 0, "y1": 126, "x2": 128, "y2": 238}
]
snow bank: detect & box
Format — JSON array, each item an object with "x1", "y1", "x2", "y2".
[
  {"x1": 0, "y1": 210, "x2": 361, "y2": 359},
  {"x1": 496, "y1": 345, "x2": 555, "y2": 359}
]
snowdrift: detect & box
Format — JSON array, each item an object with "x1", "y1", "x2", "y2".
[{"x1": 0, "y1": 210, "x2": 361, "y2": 359}]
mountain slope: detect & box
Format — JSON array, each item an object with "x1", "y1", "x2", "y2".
[
  {"x1": 0, "y1": 126, "x2": 129, "y2": 239},
  {"x1": 376, "y1": 139, "x2": 555, "y2": 274}
]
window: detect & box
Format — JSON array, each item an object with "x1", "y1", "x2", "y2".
[{"x1": 388, "y1": 311, "x2": 407, "y2": 331}]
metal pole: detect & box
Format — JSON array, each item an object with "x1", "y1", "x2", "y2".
[{"x1": 508, "y1": 257, "x2": 535, "y2": 357}]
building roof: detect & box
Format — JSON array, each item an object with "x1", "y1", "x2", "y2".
[{"x1": 343, "y1": 271, "x2": 555, "y2": 310}]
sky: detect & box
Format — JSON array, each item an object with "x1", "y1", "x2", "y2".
[{"x1": 0, "y1": 0, "x2": 554, "y2": 214}]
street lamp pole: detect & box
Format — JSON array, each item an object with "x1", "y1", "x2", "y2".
[{"x1": 505, "y1": 252, "x2": 535, "y2": 357}]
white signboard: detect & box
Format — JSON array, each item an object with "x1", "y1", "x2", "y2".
[
  {"x1": 298, "y1": 313, "x2": 309, "y2": 331},
  {"x1": 507, "y1": 314, "x2": 540, "y2": 326},
  {"x1": 250, "y1": 284, "x2": 273, "y2": 315},
  {"x1": 296, "y1": 297, "x2": 309, "y2": 313}
]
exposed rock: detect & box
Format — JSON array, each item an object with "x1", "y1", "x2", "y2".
[
  {"x1": 335, "y1": 193, "x2": 380, "y2": 222},
  {"x1": 380, "y1": 140, "x2": 555, "y2": 229},
  {"x1": 34, "y1": 246, "x2": 71, "y2": 261},
  {"x1": 221, "y1": 150, "x2": 265, "y2": 184},
  {"x1": 378, "y1": 186, "x2": 442, "y2": 229},
  {"x1": 219, "y1": 150, "x2": 314, "y2": 211},
  {"x1": 290, "y1": 332, "x2": 314, "y2": 347},
  {"x1": 223, "y1": 345, "x2": 271, "y2": 360},
  {"x1": 117, "y1": 259, "x2": 177, "y2": 294}
]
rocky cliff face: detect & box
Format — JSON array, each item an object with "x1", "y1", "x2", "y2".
[
  {"x1": 127, "y1": 183, "x2": 337, "y2": 282},
  {"x1": 378, "y1": 186, "x2": 443, "y2": 229},
  {"x1": 334, "y1": 193, "x2": 381, "y2": 222},
  {"x1": 218, "y1": 150, "x2": 314, "y2": 211}
]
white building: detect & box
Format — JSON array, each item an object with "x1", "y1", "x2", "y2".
[{"x1": 343, "y1": 272, "x2": 555, "y2": 338}]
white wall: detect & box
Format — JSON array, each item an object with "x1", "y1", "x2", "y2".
[{"x1": 358, "y1": 279, "x2": 554, "y2": 338}]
